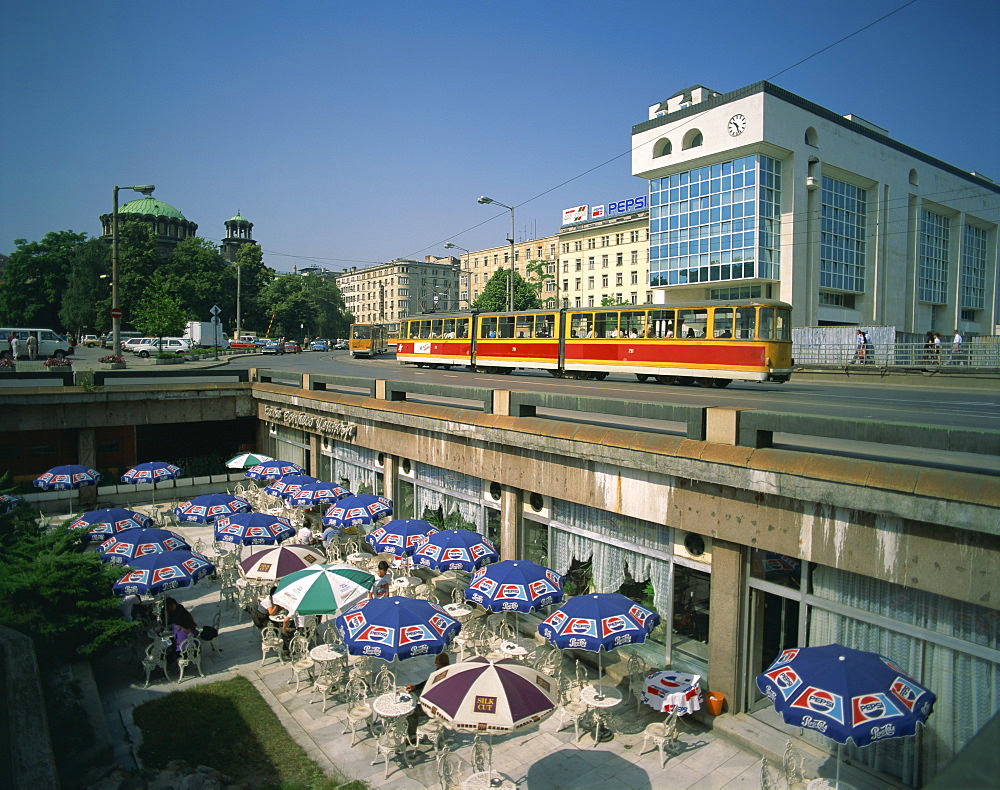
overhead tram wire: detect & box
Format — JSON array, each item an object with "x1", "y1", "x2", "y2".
[{"x1": 403, "y1": 0, "x2": 958, "y2": 259}]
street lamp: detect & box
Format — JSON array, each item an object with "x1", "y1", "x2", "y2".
[
  {"x1": 112, "y1": 184, "x2": 155, "y2": 355},
  {"x1": 444, "y1": 243, "x2": 469, "y2": 310},
  {"x1": 478, "y1": 196, "x2": 515, "y2": 311}
]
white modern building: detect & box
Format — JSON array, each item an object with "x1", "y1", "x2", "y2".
[{"x1": 631, "y1": 82, "x2": 1000, "y2": 335}]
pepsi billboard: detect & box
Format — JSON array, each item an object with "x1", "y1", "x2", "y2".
[{"x1": 561, "y1": 195, "x2": 647, "y2": 225}]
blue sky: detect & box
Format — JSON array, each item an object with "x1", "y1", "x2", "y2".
[{"x1": 2, "y1": 0, "x2": 997, "y2": 272}]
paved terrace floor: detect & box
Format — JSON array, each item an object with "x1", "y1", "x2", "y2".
[{"x1": 88, "y1": 518, "x2": 885, "y2": 790}]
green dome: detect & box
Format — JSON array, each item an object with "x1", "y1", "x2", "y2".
[
  {"x1": 229, "y1": 213, "x2": 249, "y2": 222},
  {"x1": 119, "y1": 196, "x2": 187, "y2": 220}
]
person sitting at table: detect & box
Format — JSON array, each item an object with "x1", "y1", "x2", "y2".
[
  {"x1": 296, "y1": 524, "x2": 315, "y2": 544},
  {"x1": 165, "y1": 597, "x2": 198, "y2": 654},
  {"x1": 254, "y1": 586, "x2": 282, "y2": 629},
  {"x1": 405, "y1": 651, "x2": 450, "y2": 739},
  {"x1": 371, "y1": 561, "x2": 391, "y2": 598},
  {"x1": 320, "y1": 523, "x2": 340, "y2": 549}
]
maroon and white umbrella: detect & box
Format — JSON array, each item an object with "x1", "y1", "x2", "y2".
[
  {"x1": 238, "y1": 543, "x2": 327, "y2": 581},
  {"x1": 419, "y1": 657, "x2": 558, "y2": 734}
]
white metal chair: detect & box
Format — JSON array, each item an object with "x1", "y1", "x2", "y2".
[
  {"x1": 627, "y1": 652, "x2": 648, "y2": 714},
  {"x1": 435, "y1": 745, "x2": 462, "y2": 790},
  {"x1": 342, "y1": 678, "x2": 376, "y2": 746},
  {"x1": 640, "y1": 708, "x2": 680, "y2": 768},
  {"x1": 260, "y1": 623, "x2": 284, "y2": 665},
  {"x1": 310, "y1": 656, "x2": 345, "y2": 712},
  {"x1": 141, "y1": 641, "x2": 170, "y2": 687},
  {"x1": 369, "y1": 716, "x2": 412, "y2": 779},
  {"x1": 176, "y1": 636, "x2": 204, "y2": 683},
  {"x1": 556, "y1": 677, "x2": 589, "y2": 741},
  {"x1": 287, "y1": 633, "x2": 316, "y2": 692}
]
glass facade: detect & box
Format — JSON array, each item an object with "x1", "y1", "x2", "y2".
[
  {"x1": 648, "y1": 155, "x2": 781, "y2": 288},
  {"x1": 918, "y1": 209, "x2": 949, "y2": 303},
  {"x1": 819, "y1": 176, "x2": 867, "y2": 292},
  {"x1": 960, "y1": 225, "x2": 987, "y2": 310}
]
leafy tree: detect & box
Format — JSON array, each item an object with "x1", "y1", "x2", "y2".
[
  {"x1": 601, "y1": 295, "x2": 629, "y2": 306},
  {"x1": 132, "y1": 272, "x2": 187, "y2": 340},
  {"x1": 524, "y1": 259, "x2": 556, "y2": 307},
  {"x1": 261, "y1": 273, "x2": 351, "y2": 339},
  {"x1": 115, "y1": 221, "x2": 161, "y2": 328},
  {"x1": 59, "y1": 238, "x2": 112, "y2": 335},
  {"x1": 470, "y1": 269, "x2": 539, "y2": 312},
  {"x1": 234, "y1": 243, "x2": 275, "y2": 335},
  {"x1": 0, "y1": 231, "x2": 89, "y2": 329},
  {"x1": 161, "y1": 237, "x2": 235, "y2": 322}
]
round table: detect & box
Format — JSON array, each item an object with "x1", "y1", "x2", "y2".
[
  {"x1": 580, "y1": 684, "x2": 622, "y2": 743},
  {"x1": 497, "y1": 640, "x2": 530, "y2": 660},
  {"x1": 640, "y1": 670, "x2": 703, "y2": 716},
  {"x1": 373, "y1": 691, "x2": 416, "y2": 719},
  {"x1": 443, "y1": 603, "x2": 472, "y2": 619},
  {"x1": 463, "y1": 771, "x2": 516, "y2": 790},
  {"x1": 309, "y1": 644, "x2": 343, "y2": 666},
  {"x1": 347, "y1": 552, "x2": 371, "y2": 566},
  {"x1": 391, "y1": 576, "x2": 422, "y2": 593}
]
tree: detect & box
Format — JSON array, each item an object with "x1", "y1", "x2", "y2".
[
  {"x1": 261, "y1": 273, "x2": 351, "y2": 339},
  {"x1": 0, "y1": 231, "x2": 90, "y2": 329},
  {"x1": 115, "y1": 221, "x2": 161, "y2": 328},
  {"x1": 470, "y1": 269, "x2": 540, "y2": 312},
  {"x1": 601, "y1": 295, "x2": 629, "y2": 306},
  {"x1": 59, "y1": 238, "x2": 112, "y2": 335},
  {"x1": 161, "y1": 237, "x2": 235, "y2": 322},
  {"x1": 132, "y1": 272, "x2": 187, "y2": 340},
  {"x1": 524, "y1": 259, "x2": 556, "y2": 307},
  {"x1": 234, "y1": 243, "x2": 275, "y2": 335}
]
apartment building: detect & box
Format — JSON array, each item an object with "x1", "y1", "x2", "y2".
[{"x1": 336, "y1": 257, "x2": 460, "y2": 324}]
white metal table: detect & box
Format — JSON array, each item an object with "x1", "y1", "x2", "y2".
[
  {"x1": 463, "y1": 771, "x2": 516, "y2": 790},
  {"x1": 640, "y1": 670, "x2": 702, "y2": 716},
  {"x1": 309, "y1": 644, "x2": 343, "y2": 669},
  {"x1": 497, "y1": 640, "x2": 530, "y2": 661},
  {"x1": 372, "y1": 690, "x2": 416, "y2": 720},
  {"x1": 580, "y1": 684, "x2": 622, "y2": 744},
  {"x1": 443, "y1": 603, "x2": 473, "y2": 619}
]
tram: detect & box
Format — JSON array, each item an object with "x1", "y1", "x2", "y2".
[
  {"x1": 385, "y1": 322, "x2": 400, "y2": 348},
  {"x1": 348, "y1": 323, "x2": 389, "y2": 359},
  {"x1": 396, "y1": 300, "x2": 793, "y2": 387}
]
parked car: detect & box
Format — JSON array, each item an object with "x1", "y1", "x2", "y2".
[
  {"x1": 284, "y1": 341, "x2": 302, "y2": 354},
  {"x1": 260, "y1": 339, "x2": 284, "y2": 354},
  {"x1": 122, "y1": 337, "x2": 152, "y2": 354},
  {"x1": 228, "y1": 336, "x2": 258, "y2": 350},
  {"x1": 309, "y1": 339, "x2": 330, "y2": 352},
  {"x1": 334, "y1": 339, "x2": 349, "y2": 350},
  {"x1": 132, "y1": 338, "x2": 192, "y2": 358},
  {"x1": 81, "y1": 334, "x2": 99, "y2": 347},
  {"x1": 103, "y1": 331, "x2": 144, "y2": 349}
]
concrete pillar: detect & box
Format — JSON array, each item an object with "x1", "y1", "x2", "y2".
[
  {"x1": 705, "y1": 538, "x2": 745, "y2": 714},
  {"x1": 382, "y1": 453, "x2": 397, "y2": 502},
  {"x1": 499, "y1": 485, "x2": 522, "y2": 561},
  {"x1": 308, "y1": 433, "x2": 321, "y2": 478},
  {"x1": 705, "y1": 407, "x2": 751, "y2": 446},
  {"x1": 78, "y1": 428, "x2": 97, "y2": 506}
]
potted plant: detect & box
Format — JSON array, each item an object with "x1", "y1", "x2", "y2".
[
  {"x1": 98, "y1": 354, "x2": 127, "y2": 370},
  {"x1": 154, "y1": 352, "x2": 184, "y2": 365},
  {"x1": 0, "y1": 357, "x2": 14, "y2": 373},
  {"x1": 44, "y1": 357, "x2": 73, "y2": 370}
]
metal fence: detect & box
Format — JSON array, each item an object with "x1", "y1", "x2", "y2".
[{"x1": 792, "y1": 339, "x2": 1000, "y2": 368}]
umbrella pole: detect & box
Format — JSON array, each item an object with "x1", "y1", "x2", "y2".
[{"x1": 836, "y1": 742, "x2": 841, "y2": 789}]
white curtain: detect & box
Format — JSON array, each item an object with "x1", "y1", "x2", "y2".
[{"x1": 809, "y1": 565, "x2": 1000, "y2": 786}]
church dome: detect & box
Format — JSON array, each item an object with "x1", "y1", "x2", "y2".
[
  {"x1": 119, "y1": 196, "x2": 187, "y2": 220},
  {"x1": 229, "y1": 212, "x2": 249, "y2": 222}
]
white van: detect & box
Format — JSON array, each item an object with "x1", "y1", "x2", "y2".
[{"x1": 0, "y1": 327, "x2": 73, "y2": 360}]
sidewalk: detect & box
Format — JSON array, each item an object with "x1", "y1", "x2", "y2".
[{"x1": 92, "y1": 523, "x2": 776, "y2": 790}]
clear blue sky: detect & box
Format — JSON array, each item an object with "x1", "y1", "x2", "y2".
[{"x1": 2, "y1": 0, "x2": 997, "y2": 272}]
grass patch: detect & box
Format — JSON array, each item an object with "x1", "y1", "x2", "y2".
[{"x1": 132, "y1": 675, "x2": 363, "y2": 789}]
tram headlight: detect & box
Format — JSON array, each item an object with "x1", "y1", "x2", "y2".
[{"x1": 765, "y1": 356, "x2": 771, "y2": 367}]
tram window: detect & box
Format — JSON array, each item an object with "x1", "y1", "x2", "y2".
[
  {"x1": 759, "y1": 308, "x2": 775, "y2": 340},
  {"x1": 442, "y1": 319, "x2": 456, "y2": 339},
  {"x1": 677, "y1": 308, "x2": 708, "y2": 338},
  {"x1": 498, "y1": 316, "x2": 515, "y2": 338},
  {"x1": 430, "y1": 319, "x2": 443, "y2": 338},
  {"x1": 481, "y1": 316, "x2": 498, "y2": 338},
  {"x1": 536, "y1": 315, "x2": 555, "y2": 338},
  {"x1": 515, "y1": 315, "x2": 534, "y2": 338},
  {"x1": 571, "y1": 313, "x2": 594, "y2": 338},
  {"x1": 648, "y1": 310, "x2": 674, "y2": 338},
  {"x1": 597, "y1": 312, "x2": 618, "y2": 338},
  {"x1": 456, "y1": 319, "x2": 469, "y2": 339},
  {"x1": 621, "y1": 311, "x2": 645, "y2": 338},
  {"x1": 776, "y1": 309, "x2": 791, "y2": 341},
  {"x1": 735, "y1": 307, "x2": 755, "y2": 339},
  {"x1": 713, "y1": 308, "x2": 734, "y2": 338},
  {"x1": 418, "y1": 320, "x2": 431, "y2": 338}
]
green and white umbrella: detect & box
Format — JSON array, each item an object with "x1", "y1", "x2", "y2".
[
  {"x1": 226, "y1": 452, "x2": 274, "y2": 469},
  {"x1": 273, "y1": 563, "x2": 376, "y2": 616}
]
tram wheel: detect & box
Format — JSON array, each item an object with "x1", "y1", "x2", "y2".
[
  {"x1": 713, "y1": 379, "x2": 732, "y2": 388},
  {"x1": 696, "y1": 378, "x2": 715, "y2": 388},
  {"x1": 548, "y1": 369, "x2": 564, "y2": 378},
  {"x1": 676, "y1": 376, "x2": 695, "y2": 386},
  {"x1": 592, "y1": 372, "x2": 608, "y2": 380},
  {"x1": 635, "y1": 374, "x2": 649, "y2": 382},
  {"x1": 655, "y1": 375, "x2": 676, "y2": 385}
]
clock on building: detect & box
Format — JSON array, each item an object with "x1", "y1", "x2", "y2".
[{"x1": 728, "y1": 114, "x2": 746, "y2": 136}]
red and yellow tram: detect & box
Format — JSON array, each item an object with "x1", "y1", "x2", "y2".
[{"x1": 396, "y1": 300, "x2": 793, "y2": 387}]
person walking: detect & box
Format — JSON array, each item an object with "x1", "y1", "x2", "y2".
[
  {"x1": 932, "y1": 332, "x2": 942, "y2": 364},
  {"x1": 951, "y1": 331, "x2": 964, "y2": 365},
  {"x1": 10, "y1": 335, "x2": 21, "y2": 361},
  {"x1": 26, "y1": 332, "x2": 38, "y2": 361}
]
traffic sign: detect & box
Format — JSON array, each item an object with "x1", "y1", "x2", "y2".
[
  {"x1": 211, "y1": 316, "x2": 220, "y2": 325},
  {"x1": 110, "y1": 307, "x2": 123, "y2": 318},
  {"x1": 210, "y1": 304, "x2": 221, "y2": 316}
]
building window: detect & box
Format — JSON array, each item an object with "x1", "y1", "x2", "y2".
[
  {"x1": 563, "y1": 279, "x2": 569, "y2": 292},
  {"x1": 574, "y1": 241, "x2": 582, "y2": 251},
  {"x1": 587, "y1": 296, "x2": 595, "y2": 307},
  {"x1": 682, "y1": 129, "x2": 703, "y2": 149},
  {"x1": 562, "y1": 261, "x2": 569, "y2": 273},
  {"x1": 630, "y1": 230, "x2": 640, "y2": 243},
  {"x1": 601, "y1": 255, "x2": 609, "y2": 267},
  {"x1": 960, "y1": 225, "x2": 987, "y2": 310},
  {"x1": 819, "y1": 177, "x2": 867, "y2": 293},
  {"x1": 587, "y1": 257, "x2": 595, "y2": 270},
  {"x1": 575, "y1": 297, "x2": 581, "y2": 307},
  {"x1": 602, "y1": 275, "x2": 609, "y2": 287},
  {"x1": 601, "y1": 236, "x2": 610, "y2": 247},
  {"x1": 647, "y1": 155, "x2": 781, "y2": 288},
  {"x1": 818, "y1": 291, "x2": 855, "y2": 308},
  {"x1": 587, "y1": 238, "x2": 596, "y2": 249},
  {"x1": 631, "y1": 250, "x2": 638, "y2": 265},
  {"x1": 653, "y1": 137, "x2": 673, "y2": 157},
  {"x1": 561, "y1": 243, "x2": 570, "y2": 254},
  {"x1": 575, "y1": 259, "x2": 582, "y2": 271},
  {"x1": 630, "y1": 292, "x2": 638, "y2": 304},
  {"x1": 616, "y1": 253, "x2": 623, "y2": 266},
  {"x1": 710, "y1": 285, "x2": 763, "y2": 300},
  {"x1": 918, "y1": 210, "x2": 949, "y2": 303},
  {"x1": 616, "y1": 273, "x2": 623, "y2": 286},
  {"x1": 631, "y1": 271, "x2": 639, "y2": 285},
  {"x1": 587, "y1": 277, "x2": 595, "y2": 289},
  {"x1": 575, "y1": 278, "x2": 581, "y2": 290},
  {"x1": 615, "y1": 233, "x2": 624, "y2": 245}
]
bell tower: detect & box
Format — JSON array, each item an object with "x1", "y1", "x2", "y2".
[{"x1": 221, "y1": 211, "x2": 255, "y2": 262}]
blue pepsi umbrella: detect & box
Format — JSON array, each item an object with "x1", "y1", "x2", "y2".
[
  {"x1": 336, "y1": 596, "x2": 461, "y2": 661},
  {"x1": 99, "y1": 527, "x2": 190, "y2": 565},
  {"x1": 112, "y1": 549, "x2": 215, "y2": 596},
  {"x1": 0, "y1": 494, "x2": 22, "y2": 514},
  {"x1": 34, "y1": 464, "x2": 103, "y2": 491},
  {"x1": 322, "y1": 494, "x2": 393, "y2": 530},
  {"x1": 263, "y1": 474, "x2": 319, "y2": 499},
  {"x1": 214, "y1": 512, "x2": 295, "y2": 545},
  {"x1": 174, "y1": 493, "x2": 251, "y2": 524},
  {"x1": 538, "y1": 593, "x2": 660, "y2": 685},
  {"x1": 366, "y1": 518, "x2": 438, "y2": 557},
  {"x1": 287, "y1": 481, "x2": 352, "y2": 508},
  {"x1": 121, "y1": 461, "x2": 183, "y2": 504},
  {"x1": 411, "y1": 529, "x2": 498, "y2": 573},
  {"x1": 755, "y1": 644, "x2": 936, "y2": 747},
  {"x1": 67, "y1": 508, "x2": 153, "y2": 542},
  {"x1": 245, "y1": 460, "x2": 306, "y2": 481},
  {"x1": 466, "y1": 560, "x2": 564, "y2": 614}
]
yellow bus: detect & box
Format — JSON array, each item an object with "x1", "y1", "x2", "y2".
[{"x1": 349, "y1": 323, "x2": 389, "y2": 359}]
